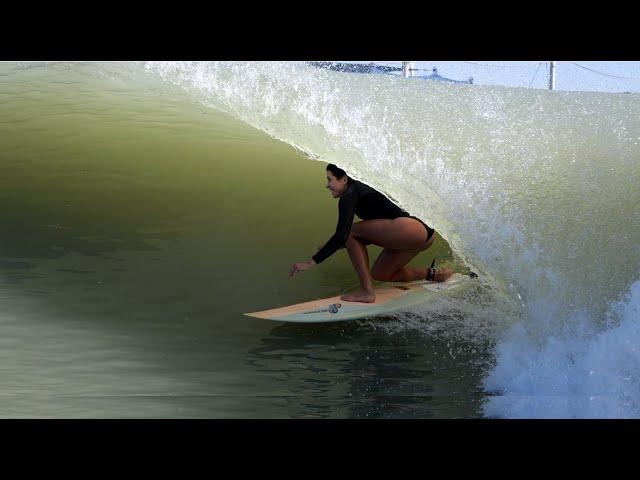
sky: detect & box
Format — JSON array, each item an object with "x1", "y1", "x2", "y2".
[{"x1": 360, "y1": 61, "x2": 640, "y2": 93}]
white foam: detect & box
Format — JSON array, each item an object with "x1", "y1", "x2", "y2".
[{"x1": 484, "y1": 279, "x2": 640, "y2": 418}]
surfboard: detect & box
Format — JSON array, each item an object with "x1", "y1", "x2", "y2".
[{"x1": 244, "y1": 272, "x2": 476, "y2": 323}]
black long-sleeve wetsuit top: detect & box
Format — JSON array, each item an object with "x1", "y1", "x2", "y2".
[{"x1": 312, "y1": 180, "x2": 412, "y2": 264}]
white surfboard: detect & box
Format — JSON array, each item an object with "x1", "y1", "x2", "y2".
[{"x1": 244, "y1": 272, "x2": 476, "y2": 323}]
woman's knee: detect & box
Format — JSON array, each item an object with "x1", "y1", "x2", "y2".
[
  {"x1": 350, "y1": 221, "x2": 364, "y2": 237},
  {"x1": 345, "y1": 231, "x2": 371, "y2": 247},
  {"x1": 345, "y1": 232, "x2": 358, "y2": 246}
]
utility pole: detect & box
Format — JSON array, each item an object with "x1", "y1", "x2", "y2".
[{"x1": 549, "y1": 61, "x2": 556, "y2": 90}]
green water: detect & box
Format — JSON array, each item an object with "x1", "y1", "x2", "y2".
[{"x1": 0, "y1": 62, "x2": 491, "y2": 418}]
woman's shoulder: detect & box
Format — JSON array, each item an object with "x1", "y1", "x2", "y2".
[{"x1": 351, "y1": 179, "x2": 376, "y2": 196}]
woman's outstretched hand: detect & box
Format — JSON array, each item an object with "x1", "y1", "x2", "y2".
[{"x1": 289, "y1": 260, "x2": 317, "y2": 277}]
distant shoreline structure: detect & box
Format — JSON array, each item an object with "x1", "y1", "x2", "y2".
[{"x1": 307, "y1": 61, "x2": 474, "y2": 85}]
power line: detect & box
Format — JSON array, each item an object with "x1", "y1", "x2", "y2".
[
  {"x1": 570, "y1": 62, "x2": 640, "y2": 81},
  {"x1": 528, "y1": 62, "x2": 543, "y2": 88},
  {"x1": 463, "y1": 61, "x2": 534, "y2": 69}
]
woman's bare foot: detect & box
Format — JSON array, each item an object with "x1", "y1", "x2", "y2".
[{"x1": 341, "y1": 288, "x2": 376, "y2": 303}]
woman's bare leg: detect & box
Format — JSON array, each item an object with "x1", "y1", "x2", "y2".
[
  {"x1": 347, "y1": 217, "x2": 452, "y2": 290},
  {"x1": 340, "y1": 218, "x2": 427, "y2": 302},
  {"x1": 369, "y1": 247, "x2": 451, "y2": 282},
  {"x1": 372, "y1": 248, "x2": 426, "y2": 282},
  {"x1": 341, "y1": 235, "x2": 376, "y2": 303}
]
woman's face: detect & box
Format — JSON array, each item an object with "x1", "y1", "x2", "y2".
[{"x1": 326, "y1": 171, "x2": 349, "y2": 198}]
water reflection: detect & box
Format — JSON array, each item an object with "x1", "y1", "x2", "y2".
[{"x1": 247, "y1": 321, "x2": 492, "y2": 418}]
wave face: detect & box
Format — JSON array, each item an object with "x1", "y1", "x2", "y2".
[{"x1": 143, "y1": 61, "x2": 640, "y2": 417}]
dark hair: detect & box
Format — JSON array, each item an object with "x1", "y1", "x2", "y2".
[{"x1": 326, "y1": 164, "x2": 352, "y2": 184}]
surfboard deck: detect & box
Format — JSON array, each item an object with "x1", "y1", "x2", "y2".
[{"x1": 244, "y1": 273, "x2": 475, "y2": 323}]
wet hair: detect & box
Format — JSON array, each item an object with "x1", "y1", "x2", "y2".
[{"x1": 326, "y1": 164, "x2": 352, "y2": 184}]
